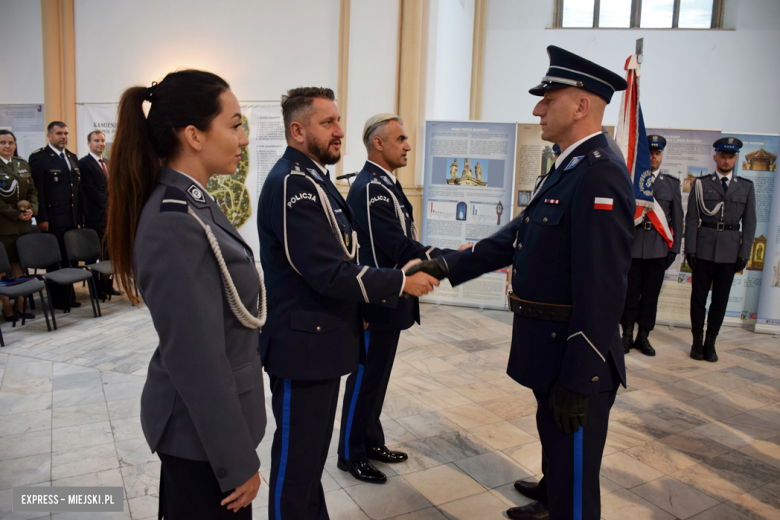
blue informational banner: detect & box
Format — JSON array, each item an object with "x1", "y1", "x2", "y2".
[{"x1": 420, "y1": 120, "x2": 517, "y2": 309}]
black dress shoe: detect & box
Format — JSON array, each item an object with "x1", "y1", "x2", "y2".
[
  {"x1": 17, "y1": 312, "x2": 35, "y2": 320},
  {"x1": 108, "y1": 288, "x2": 121, "y2": 296},
  {"x1": 337, "y1": 457, "x2": 387, "y2": 484},
  {"x1": 507, "y1": 501, "x2": 550, "y2": 520},
  {"x1": 69, "y1": 301, "x2": 82, "y2": 308},
  {"x1": 513, "y1": 480, "x2": 546, "y2": 504},
  {"x1": 367, "y1": 446, "x2": 408, "y2": 464},
  {"x1": 3, "y1": 313, "x2": 15, "y2": 322}
]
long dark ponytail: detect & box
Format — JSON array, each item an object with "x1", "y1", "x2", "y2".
[{"x1": 107, "y1": 70, "x2": 229, "y2": 304}]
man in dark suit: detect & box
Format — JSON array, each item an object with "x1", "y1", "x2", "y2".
[
  {"x1": 409, "y1": 46, "x2": 634, "y2": 520},
  {"x1": 338, "y1": 114, "x2": 464, "y2": 483},
  {"x1": 621, "y1": 135, "x2": 683, "y2": 356},
  {"x1": 256, "y1": 87, "x2": 439, "y2": 520},
  {"x1": 685, "y1": 137, "x2": 756, "y2": 361},
  {"x1": 28, "y1": 121, "x2": 85, "y2": 310},
  {"x1": 78, "y1": 130, "x2": 117, "y2": 299}
]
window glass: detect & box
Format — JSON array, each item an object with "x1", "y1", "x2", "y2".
[
  {"x1": 599, "y1": 0, "x2": 631, "y2": 28},
  {"x1": 640, "y1": 0, "x2": 674, "y2": 28},
  {"x1": 562, "y1": 0, "x2": 595, "y2": 27},
  {"x1": 679, "y1": 0, "x2": 714, "y2": 28}
]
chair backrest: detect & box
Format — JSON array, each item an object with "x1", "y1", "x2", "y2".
[
  {"x1": 30, "y1": 225, "x2": 41, "y2": 234},
  {"x1": 64, "y1": 228, "x2": 101, "y2": 263},
  {"x1": 0, "y1": 243, "x2": 11, "y2": 274},
  {"x1": 17, "y1": 233, "x2": 62, "y2": 270}
]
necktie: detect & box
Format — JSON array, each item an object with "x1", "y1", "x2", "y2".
[
  {"x1": 721, "y1": 177, "x2": 729, "y2": 194},
  {"x1": 99, "y1": 159, "x2": 107, "y2": 176},
  {"x1": 59, "y1": 152, "x2": 70, "y2": 171}
]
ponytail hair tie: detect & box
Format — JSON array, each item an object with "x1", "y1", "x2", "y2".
[{"x1": 145, "y1": 82, "x2": 158, "y2": 102}]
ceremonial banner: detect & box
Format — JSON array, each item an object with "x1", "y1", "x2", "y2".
[
  {"x1": 420, "y1": 120, "x2": 517, "y2": 310},
  {"x1": 78, "y1": 102, "x2": 284, "y2": 259},
  {"x1": 0, "y1": 104, "x2": 46, "y2": 159}
]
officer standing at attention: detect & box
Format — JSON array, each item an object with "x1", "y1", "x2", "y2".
[
  {"x1": 620, "y1": 135, "x2": 682, "y2": 356},
  {"x1": 408, "y1": 46, "x2": 634, "y2": 520},
  {"x1": 28, "y1": 121, "x2": 84, "y2": 310},
  {"x1": 338, "y1": 114, "x2": 467, "y2": 483},
  {"x1": 256, "y1": 88, "x2": 439, "y2": 520},
  {"x1": 685, "y1": 137, "x2": 756, "y2": 362}
]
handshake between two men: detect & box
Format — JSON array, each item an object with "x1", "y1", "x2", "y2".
[{"x1": 399, "y1": 243, "x2": 470, "y2": 298}]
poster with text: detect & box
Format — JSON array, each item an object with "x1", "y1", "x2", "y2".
[
  {"x1": 0, "y1": 104, "x2": 46, "y2": 160},
  {"x1": 78, "y1": 104, "x2": 118, "y2": 160},
  {"x1": 420, "y1": 121, "x2": 517, "y2": 309},
  {"x1": 646, "y1": 128, "x2": 720, "y2": 327},
  {"x1": 720, "y1": 133, "x2": 779, "y2": 322},
  {"x1": 751, "y1": 136, "x2": 780, "y2": 332}
]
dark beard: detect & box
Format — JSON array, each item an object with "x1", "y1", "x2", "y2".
[
  {"x1": 307, "y1": 138, "x2": 341, "y2": 165},
  {"x1": 718, "y1": 166, "x2": 733, "y2": 174}
]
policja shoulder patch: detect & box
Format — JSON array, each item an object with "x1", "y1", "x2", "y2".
[
  {"x1": 187, "y1": 184, "x2": 206, "y2": 203},
  {"x1": 565, "y1": 156, "x2": 584, "y2": 170}
]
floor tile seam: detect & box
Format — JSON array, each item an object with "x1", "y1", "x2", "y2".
[{"x1": 98, "y1": 367, "x2": 135, "y2": 518}]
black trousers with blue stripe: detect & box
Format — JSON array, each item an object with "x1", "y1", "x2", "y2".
[
  {"x1": 338, "y1": 327, "x2": 401, "y2": 461},
  {"x1": 268, "y1": 375, "x2": 340, "y2": 520},
  {"x1": 533, "y1": 386, "x2": 617, "y2": 520}
]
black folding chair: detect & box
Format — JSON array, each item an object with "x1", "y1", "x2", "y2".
[
  {"x1": 16, "y1": 233, "x2": 100, "y2": 330},
  {"x1": 0, "y1": 243, "x2": 52, "y2": 345},
  {"x1": 64, "y1": 229, "x2": 114, "y2": 314}
]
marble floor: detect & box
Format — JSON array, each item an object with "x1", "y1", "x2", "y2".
[{"x1": 1, "y1": 288, "x2": 780, "y2": 519}]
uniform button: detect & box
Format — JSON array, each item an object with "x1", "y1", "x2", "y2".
[
  {"x1": 513, "y1": 269, "x2": 516, "y2": 276},
  {"x1": 525, "y1": 217, "x2": 529, "y2": 223},
  {"x1": 316, "y1": 326, "x2": 322, "y2": 332},
  {"x1": 381, "y1": 299, "x2": 386, "y2": 303},
  {"x1": 543, "y1": 217, "x2": 548, "y2": 223},
  {"x1": 551, "y1": 332, "x2": 556, "y2": 339},
  {"x1": 591, "y1": 376, "x2": 599, "y2": 382},
  {"x1": 217, "y1": 469, "x2": 227, "y2": 478},
  {"x1": 517, "y1": 244, "x2": 522, "y2": 250}
]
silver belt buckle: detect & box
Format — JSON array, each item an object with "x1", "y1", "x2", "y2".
[
  {"x1": 643, "y1": 221, "x2": 653, "y2": 231},
  {"x1": 717, "y1": 222, "x2": 725, "y2": 231}
]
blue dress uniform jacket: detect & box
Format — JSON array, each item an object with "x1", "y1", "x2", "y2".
[
  {"x1": 257, "y1": 147, "x2": 405, "y2": 381},
  {"x1": 632, "y1": 173, "x2": 683, "y2": 258},
  {"x1": 77, "y1": 155, "x2": 109, "y2": 231},
  {"x1": 347, "y1": 161, "x2": 446, "y2": 330},
  {"x1": 685, "y1": 174, "x2": 756, "y2": 263},
  {"x1": 442, "y1": 133, "x2": 635, "y2": 395},
  {"x1": 28, "y1": 147, "x2": 84, "y2": 227},
  {"x1": 135, "y1": 168, "x2": 266, "y2": 493}
]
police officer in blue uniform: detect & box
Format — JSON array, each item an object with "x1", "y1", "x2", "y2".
[
  {"x1": 621, "y1": 136, "x2": 683, "y2": 356},
  {"x1": 408, "y1": 46, "x2": 633, "y2": 520},
  {"x1": 28, "y1": 121, "x2": 85, "y2": 309},
  {"x1": 337, "y1": 114, "x2": 462, "y2": 483},
  {"x1": 685, "y1": 137, "x2": 756, "y2": 362},
  {"x1": 256, "y1": 88, "x2": 439, "y2": 519}
]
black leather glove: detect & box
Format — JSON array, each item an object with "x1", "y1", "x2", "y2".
[
  {"x1": 686, "y1": 253, "x2": 698, "y2": 272},
  {"x1": 549, "y1": 382, "x2": 588, "y2": 434},
  {"x1": 404, "y1": 257, "x2": 449, "y2": 280},
  {"x1": 665, "y1": 252, "x2": 677, "y2": 270},
  {"x1": 735, "y1": 257, "x2": 748, "y2": 273}
]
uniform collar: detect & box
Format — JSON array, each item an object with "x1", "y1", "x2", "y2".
[
  {"x1": 366, "y1": 160, "x2": 397, "y2": 184},
  {"x1": 172, "y1": 169, "x2": 215, "y2": 200},
  {"x1": 555, "y1": 131, "x2": 602, "y2": 169},
  {"x1": 0, "y1": 156, "x2": 10, "y2": 166},
  {"x1": 283, "y1": 146, "x2": 333, "y2": 181},
  {"x1": 89, "y1": 152, "x2": 103, "y2": 164},
  {"x1": 48, "y1": 143, "x2": 66, "y2": 156},
  {"x1": 651, "y1": 168, "x2": 660, "y2": 179},
  {"x1": 716, "y1": 170, "x2": 734, "y2": 183}
]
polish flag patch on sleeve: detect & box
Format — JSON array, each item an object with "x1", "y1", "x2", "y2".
[{"x1": 594, "y1": 197, "x2": 613, "y2": 210}]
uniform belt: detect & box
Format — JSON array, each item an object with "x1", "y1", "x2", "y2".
[
  {"x1": 700, "y1": 221, "x2": 740, "y2": 231},
  {"x1": 643, "y1": 221, "x2": 654, "y2": 231},
  {"x1": 508, "y1": 293, "x2": 572, "y2": 322}
]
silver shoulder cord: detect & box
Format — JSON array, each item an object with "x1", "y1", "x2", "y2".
[
  {"x1": 283, "y1": 171, "x2": 358, "y2": 276},
  {"x1": 694, "y1": 177, "x2": 724, "y2": 219},
  {"x1": 366, "y1": 180, "x2": 419, "y2": 268},
  {"x1": 187, "y1": 207, "x2": 267, "y2": 330}
]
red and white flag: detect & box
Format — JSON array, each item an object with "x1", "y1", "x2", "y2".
[{"x1": 614, "y1": 54, "x2": 674, "y2": 250}]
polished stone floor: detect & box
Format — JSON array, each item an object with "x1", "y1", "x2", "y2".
[{"x1": 1, "y1": 288, "x2": 780, "y2": 519}]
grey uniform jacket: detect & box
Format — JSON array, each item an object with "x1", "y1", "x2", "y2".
[
  {"x1": 684, "y1": 174, "x2": 756, "y2": 264},
  {"x1": 631, "y1": 172, "x2": 683, "y2": 259},
  {"x1": 136, "y1": 168, "x2": 266, "y2": 493}
]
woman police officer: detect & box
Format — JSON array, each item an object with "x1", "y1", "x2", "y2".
[
  {"x1": 107, "y1": 70, "x2": 266, "y2": 518},
  {"x1": 0, "y1": 130, "x2": 38, "y2": 321}
]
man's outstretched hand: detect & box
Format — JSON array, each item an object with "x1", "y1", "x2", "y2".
[
  {"x1": 404, "y1": 257, "x2": 449, "y2": 281},
  {"x1": 401, "y1": 259, "x2": 440, "y2": 297}
]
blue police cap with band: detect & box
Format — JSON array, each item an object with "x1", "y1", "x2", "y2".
[
  {"x1": 529, "y1": 46, "x2": 628, "y2": 103},
  {"x1": 713, "y1": 137, "x2": 743, "y2": 154},
  {"x1": 552, "y1": 143, "x2": 561, "y2": 155},
  {"x1": 648, "y1": 135, "x2": 667, "y2": 152}
]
